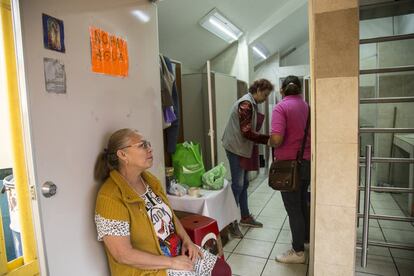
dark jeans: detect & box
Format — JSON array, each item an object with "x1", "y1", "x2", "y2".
[
  {"x1": 281, "y1": 160, "x2": 310, "y2": 252},
  {"x1": 226, "y1": 150, "x2": 250, "y2": 218}
]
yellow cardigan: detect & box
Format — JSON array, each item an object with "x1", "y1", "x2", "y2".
[{"x1": 95, "y1": 170, "x2": 179, "y2": 276}]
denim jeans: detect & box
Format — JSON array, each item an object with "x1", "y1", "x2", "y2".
[
  {"x1": 226, "y1": 150, "x2": 250, "y2": 218},
  {"x1": 281, "y1": 160, "x2": 310, "y2": 252}
]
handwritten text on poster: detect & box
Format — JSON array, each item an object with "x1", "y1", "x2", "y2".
[{"x1": 89, "y1": 27, "x2": 129, "y2": 77}]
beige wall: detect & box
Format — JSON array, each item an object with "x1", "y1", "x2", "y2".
[
  {"x1": 309, "y1": 1, "x2": 359, "y2": 275},
  {"x1": 210, "y1": 36, "x2": 250, "y2": 84},
  {"x1": 280, "y1": 41, "x2": 310, "y2": 67}
]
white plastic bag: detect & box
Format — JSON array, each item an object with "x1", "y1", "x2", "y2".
[{"x1": 168, "y1": 181, "x2": 188, "y2": 197}]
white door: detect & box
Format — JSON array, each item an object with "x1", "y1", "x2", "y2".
[
  {"x1": 13, "y1": 0, "x2": 164, "y2": 275},
  {"x1": 213, "y1": 73, "x2": 237, "y2": 178}
]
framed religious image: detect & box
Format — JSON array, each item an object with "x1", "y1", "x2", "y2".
[
  {"x1": 42, "y1": 13, "x2": 65, "y2": 53},
  {"x1": 43, "y1": 57, "x2": 66, "y2": 94}
]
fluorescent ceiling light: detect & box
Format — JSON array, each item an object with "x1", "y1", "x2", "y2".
[
  {"x1": 253, "y1": 46, "x2": 267, "y2": 59},
  {"x1": 132, "y1": 10, "x2": 150, "y2": 23},
  {"x1": 251, "y1": 42, "x2": 270, "y2": 61},
  {"x1": 200, "y1": 9, "x2": 243, "y2": 43},
  {"x1": 208, "y1": 18, "x2": 238, "y2": 40}
]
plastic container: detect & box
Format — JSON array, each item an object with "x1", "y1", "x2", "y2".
[
  {"x1": 3, "y1": 175, "x2": 23, "y2": 257},
  {"x1": 165, "y1": 167, "x2": 175, "y2": 193}
]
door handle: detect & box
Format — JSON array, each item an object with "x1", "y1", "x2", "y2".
[
  {"x1": 361, "y1": 145, "x2": 372, "y2": 268},
  {"x1": 42, "y1": 181, "x2": 57, "y2": 198}
]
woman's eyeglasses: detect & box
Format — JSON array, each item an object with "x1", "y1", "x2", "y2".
[{"x1": 120, "y1": 140, "x2": 152, "y2": 150}]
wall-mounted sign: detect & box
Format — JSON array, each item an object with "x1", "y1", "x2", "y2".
[
  {"x1": 42, "y1": 14, "x2": 65, "y2": 53},
  {"x1": 89, "y1": 27, "x2": 129, "y2": 77},
  {"x1": 43, "y1": 58, "x2": 66, "y2": 94}
]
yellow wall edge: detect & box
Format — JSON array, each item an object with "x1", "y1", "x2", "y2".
[{"x1": 1, "y1": 0, "x2": 39, "y2": 271}]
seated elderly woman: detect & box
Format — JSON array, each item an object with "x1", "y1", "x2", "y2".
[{"x1": 94, "y1": 128, "x2": 231, "y2": 276}]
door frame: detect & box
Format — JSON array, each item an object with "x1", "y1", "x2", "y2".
[{"x1": 0, "y1": 0, "x2": 46, "y2": 274}]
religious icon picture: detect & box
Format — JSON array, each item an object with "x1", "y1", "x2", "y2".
[
  {"x1": 43, "y1": 58, "x2": 66, "y2": 94},
  {"x1": 42, "y1": 13, "x2": 65, "y2": 53}
]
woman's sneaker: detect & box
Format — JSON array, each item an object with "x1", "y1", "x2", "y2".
[
  {"x1": 275, "y1": 248, "x2": 306, "y2": 264},
  {"x1": 239, "y1": 215, "x2": 263, "y2": 228},
  {"x1": 229, "y1": 221, "x2": 243, "y2": 239}
]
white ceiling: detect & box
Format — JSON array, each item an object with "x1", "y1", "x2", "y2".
[
  {"x1": 158, "y1": 0, "x2": 308, "y2": 70},
  {"x1": 260, "y1": 3, "x2": 308, "y2": 59}
]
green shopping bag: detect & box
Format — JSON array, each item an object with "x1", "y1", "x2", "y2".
[
  {"x1": 202, "y1": 162, "x2": 227, "y2": 190},
  {"x1": 172, "y1": 141, "x2": 205, "y2": 187}
]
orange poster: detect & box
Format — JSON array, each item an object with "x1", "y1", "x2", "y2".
[{"x1": 89, "y1": 27, "x2": 129, "y2": 77}]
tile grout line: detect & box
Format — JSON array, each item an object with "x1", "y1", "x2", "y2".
[
  {"x1": 372, "y1": 193, "x2": 405, "y2": 276},
  {"x1": 241, "y1": 236, "x2": 286, "y2": 243},
  {"x1": 253, "y1": 177, "x2": 309, "y2": 276},
  {"x1": 226, "y1": 172, "x2": 268, "y2": 261},
  {"x1": 240, "y1": 181, "x2": 287, "y2": 275},
  {"x1": 357, "y1": 272, "x2": 383, "y2": 276},
  {"x1": 364, "y1": 200, "x2": 399, "y2": 276},
  {"x1": 225, "y1": 178, "x2": 270, "y2": 265},
  {"x1": 259, "y1": 215, "x2": 288, "y2": 276},
  {"x1": 247, "y1": 173, "x2": 268, "y2": 195},
  {"x1": 385, "y1": 195, "x2": 403, "y2": 276},
  {"x1": 223, "y1": 179, "x2": 274, "y2": 258},
  {"x1": 232, "y1": 173, "x2": 309, "y2": 275},
  {"x1": 228, "y1": 251, "x2": 269, "y2": 260},
  {"x1": 258, "y1": 189, "x2": 288, "y2": 276},
  {"x1": 365, "y1": 164, "x2": 414, "y2": 273}
]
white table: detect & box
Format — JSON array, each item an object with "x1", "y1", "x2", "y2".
[
  {"x1": 394, "y1": 134, "x2": 414, "y2": 215},
  {"x1": 167, "y1": 180, "x2": 240, "y2": 230}
]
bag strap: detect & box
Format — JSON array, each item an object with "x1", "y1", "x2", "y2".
[
  {"x1": 184, "y1": 142, "x2": 203, "y2": 165},
  {"x1": 297, "y1": 104, "x2": 310, "y2": 162}
]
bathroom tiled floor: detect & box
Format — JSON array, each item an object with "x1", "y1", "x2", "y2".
[
  {"x1": 223, "y1": 175, "x2": 310, "y2": 276},
  {"x1": 356, "y1": 190, "x2": 414, "y2": 276},
  {"x1": 223, "y1": 173, "x2": 414, "y2": 276}
]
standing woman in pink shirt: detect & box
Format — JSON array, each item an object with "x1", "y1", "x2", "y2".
[{"x1": 269, "y1": 75, "x2": 310, "y2": 264}]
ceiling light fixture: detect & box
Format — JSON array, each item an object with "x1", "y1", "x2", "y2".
[
  {"x1": 252, "y1": 46, "x2": 267, "y2": 59},
  {"x1": 208, "y1": 18, "x2": 238, "y2": 40},
  {"x1": 200, "y1": 9, "x2": 243, "y2": 43},
  {"x1": 132, "y1": 10, "x2": 150, "y2": 23}
]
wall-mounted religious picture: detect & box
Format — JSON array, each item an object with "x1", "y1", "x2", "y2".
[
  {"x1": 43, "y1": 57, "x2": 66, "y2": 94},
  {"x1": 42, "y1": 13, "x2": 65, "y2": 53}
]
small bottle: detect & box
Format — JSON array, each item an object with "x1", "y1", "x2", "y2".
[{"x1": 165, "y1": 167, "x2": 175, "y2": 194}]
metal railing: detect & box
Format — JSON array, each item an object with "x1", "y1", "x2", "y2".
[
  {"x1": 360, "y1": 65, "x2": 414, "y2": 75},
  {"x1": 359, "y1": 186, "x2": 414, "y2": 193},
  {"x1": 357, "y1": 213, "x2": 414, "y2": 222},
  {"x1": 360, "y1": 33, "x2": 414, "y2": 44},
  {"x1": 360, "y1": 128, "x2": 414, "y2": 133},
  {"x1": 360, "y1": 96, "x2": 414, "y2": 104},
  {"x1": 358, "y1": 146, "x2": 414, "y2": 267},
  {"x1": 361, "y1": 145, "x2": 372, "y2": 268},
  {"x1": 359, "y1": 157, "x2": 414, "y2": 164},
  {"x1": 358, "y1": 31, "x2": 414, "y2": 268},
  {"x1": 357, "y1": 241, "x2": 414, "y2": 251},
  {"x1": 358, "y1": 97, "x2": 414, "y2": 267}
]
